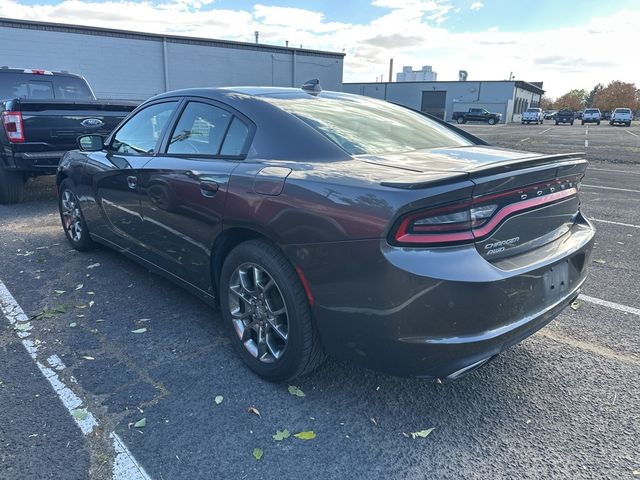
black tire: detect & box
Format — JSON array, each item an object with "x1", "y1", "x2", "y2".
[
  {"x1": 597, "y1": 121, "x2": 601, "y2": 126},
  {"x1": 58, "y1": 179, "x2": 96, "y2": 251},
  {"x1": 0, "y1": 168, "x2": 25, "y2": 204},
  {"x1": 488, "y1": 117, "x2": 496, "y2": 125},
  {"x1": 456, "y1": 117, "x2": 464, "y2": 124},
  {"x1": 581, "y1": 121, "x2": 585, "y2": 125},
  {"x1": 540, "y1": 119, "x2": 543, "y2": 124},
  {"x1": 571, "y1": 121, "x2": 574, "y2": 125},
  {"x1": 610, "y1": 121, "x2": 614, "y2": 126},
  {"x1": 627, "y1": 122, "x2": 631, "y2": 127},
  {"x1": 555, "y1": 121, "x2": 559, "y2": 125},
  {"x1": 219, "y1": 239, "x2": 325, "y2": 381}
]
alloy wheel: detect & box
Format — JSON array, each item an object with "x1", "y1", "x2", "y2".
[
  {"x1": 228, "y1": 262, "x2": 289, "y2": 363},
  {"x1": 61, "y1": 189, "x2": 83, "y2": 242}
]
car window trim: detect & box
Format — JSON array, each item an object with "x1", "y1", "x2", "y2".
[
  {"x1": 105, "y1": 99, "x2": 182, "y2": 157},
  {"x1": 157, "y1": 96, "x2": 255, "y2": 161}
]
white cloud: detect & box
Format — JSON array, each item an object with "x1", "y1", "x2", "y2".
[
  {"x1": 470, "y1": 2, "x2": 483, "y2": 10},
  {"x1": 0, "y1": 0, "x2": 638, "y2": 97}
]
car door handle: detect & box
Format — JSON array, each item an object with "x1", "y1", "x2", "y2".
[
  {"x1": 127, "y1": 176, "x2": 138, "y2": 189},
  {"x1": 200, "y1": 181, "x2": 219, "y2": 197}
]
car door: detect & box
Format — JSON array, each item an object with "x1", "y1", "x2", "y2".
[
  {"x1": 136, "y1": 99, "x2": 253, "y2": 293},
  {"x1": 84, "y1": 100, "x2": 179, "y2": 252}
]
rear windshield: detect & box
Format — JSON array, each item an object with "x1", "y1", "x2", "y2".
[
  {"x1": 614, "y1": 108, "x2": 631, "y2": 114},
  {"x1": 526, "y1": 108, "x2": 540, "y2": 112},
  {"x1": 584, "y1": 109, "x2": 600, "y2": 114},
  {"x1": 0, "y1": 72, "x2": 94, "y2": 100},
  {"x1": 264, "y1": 94, "x2": 472, "y2": 155}
]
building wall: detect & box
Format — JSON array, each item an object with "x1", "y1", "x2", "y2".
[
  {"x1": 511, "y1": 87, "x2": 542, "y2": 122},
  {"x1": 0, "y1": 20, "x2": 343, "y2": 101},
  {"x1": 344, "y1": 81, "x2": 541, "y2": 124}
]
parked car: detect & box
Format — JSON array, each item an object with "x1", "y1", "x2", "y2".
[
  {"x1": 57, "y1": 86, "x2": 594, "y2": 381},
  {"x1": 575, "y1": 110, "x2": 584, "y2": 120},
  {"x1": 521, "y1": 108, "x2": 544, "y2": 124},
  {"x1": 610, "y1": 108, "x2": 633, "y2": 127},
  {"x1": 601, "y1": 111, "x2": 612, "y2": 121},
  {"x1": 543, "y1": 110, "x2": 557, "y2": 120},
  {"x1": 555, "y1": 109, "x2": 575, "y2": 125},
  {"x1": 0, "y1": 67, "x2": 138, "y2": 203},
  {"x1": 582, "y1": 108, "x2": 601, "y2": 125},
  {"x1": 452, "y1": 108, "x2": 501, "y2": 125}
]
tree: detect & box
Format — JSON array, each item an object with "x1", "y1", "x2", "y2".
[
  {"x1": 539, "y1": 96, "x2": 555, "y2": 110},
  {"x1": 585, "y1": 84, "x2": 603, "y2": 108},
  {"x1": 555, "y1": 89, "x2": 587, "y2": 111},
  {"x1": 593, "y1": 81, "x2": 639, "y2": 112}
]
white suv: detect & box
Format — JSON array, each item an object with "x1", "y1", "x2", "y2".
[
  {"x1": 610, "y1": 108, "x2": 633, "y2": 127},
  {"x1": 581, "y1": 108, "x2": 601, "y2": 125},
  {"x1": 521, "y1": 108, "x2": 543, "y2": 124}
]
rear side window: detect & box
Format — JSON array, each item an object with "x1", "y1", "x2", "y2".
[
  {"x1": 0, "y1": 72, "x2": 94, "y2": 100},
  {"x1": 168, "y1": 102, "x2": 232, "y2": 155},
  {"x1": 111, "y1": 102, "x2": 178, "y2": 155},
  {"x1": 220, "y1": 117, "x2": 249, "y2": 156}
]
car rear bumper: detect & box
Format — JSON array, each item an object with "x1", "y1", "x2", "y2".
[
  {"x1": 582, "y1": 118, "x2": 600, "y2": 123},
  {"x1": 284, "y1": 214, "x2": 595, "y2": 378}
]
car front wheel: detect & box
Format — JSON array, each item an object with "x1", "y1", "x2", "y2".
[
  {"x1": 220, "y1": 239, "x2": 325, "y2": 381},
  {"x1": 456, "y1": 117, "x2": 464, "y2": 124},
  {"x1": 58, "y1": 180, "x2": 95, "y2": 251},
  {"x1": 488, "y1": 118, "x2": 496, "y2": 125}
]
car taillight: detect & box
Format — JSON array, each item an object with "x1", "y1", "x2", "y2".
[
  {"x1": 2, "y1": 111, "x2": 25, "y2": 143},
  {"x1": 391, "y1": 176, "x2": 581, "y2": 246}
]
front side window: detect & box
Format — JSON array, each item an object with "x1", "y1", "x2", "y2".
[
  {"x1": 168, "y1": 102, "x2": 232, "y2": 155},
  {"x1": 265, "y1": 93, "x2": 471, "y2": 155},
  {"x1": 111, "y1": 102, "x2": 178, "y2": 155}
]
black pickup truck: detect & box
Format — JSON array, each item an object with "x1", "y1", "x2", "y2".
[
  {"x1": 555, "y1": 109, "x2": 575, "y2": 125},
  {"x1": 1, "y1": 68, "x2": 138, "y2": 203},
  {"x1": 452, "y1": 108, "x2": 502, "y2": 125}
]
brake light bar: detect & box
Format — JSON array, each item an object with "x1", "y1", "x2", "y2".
[
  {"x1": 2, "y1": 111, "x2": 25, "y2": 143},
  {"x1": 392, "y1": 176, "x2": 581, "y2": 246},
  {"x1": 24, "y1": 69, "x2": 53, "y2": 75}
]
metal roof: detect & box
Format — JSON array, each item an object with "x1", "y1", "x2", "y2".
[{"x1": 0, "y1": 17, "x2": 345, "y2": 59}]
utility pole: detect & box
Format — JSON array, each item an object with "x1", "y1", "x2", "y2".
[
  {"x1": 254, "y1": 31, "x2": 259, "y2": 44},
  {"x1": 388, "y1": 58, "x2": 394, "y2": 83}
]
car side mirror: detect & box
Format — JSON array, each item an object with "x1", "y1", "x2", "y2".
[{"x1": 78, "y1": 134, "x2": 104, "y2": 152}]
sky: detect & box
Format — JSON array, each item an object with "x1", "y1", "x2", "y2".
[{"x1": 1, "y1": 0, "x2": 638, "y2": 97}]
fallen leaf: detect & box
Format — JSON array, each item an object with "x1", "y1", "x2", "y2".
[
  {"x1": 593, "y1": 259, "x2": 606, "y2": 264},
  {"x1": 288, "y1": 385, "x2": 305, "y2": 397},
  {"x1": 407, "y1": 428, "x2": 435, "y2": 439},
  {"x1": 75, "y1": 284, "x2": 84, "y2": 290},
  {"x1": 88, "y1": 301, "x2": 95, "y2": 308},
  {"x1": 294, "y1": 431, "x2": 316, "y2": 440},
  {"x1": 252, "y1": 448, "x2": 263, "y2": 460},
  {"x1": 71, "y1": 408, "x2": 88, "y2": 421},
  {"x1": 272, "y1": 429, "x2": 290, "y2": 441},
  {"x1": 133, "y1": 418, "x2": 146, "y2": 428},
  {"x1": 75, "y1": 304, "x2": 87, "y2": 309},
  {"x1": 15, "y1": 323, "x2": 31, "y2": 331},
  {"x1": 570, "y1": 301, "x2": 581, "y2": 311},
  {"x1": 17, "y1": 250, "x2": 35, "y2": 257},
  {"x1": 69, "y1": 322, "x2": 77, "y2": 328},
  {"x1": 247, "y1": 406, "x2": 261, "y2": 418},
  {"x1": 370, "y1": 417, "x2": 378, "y2": 426},
  {"x1": 131, "y1": 328, "x2": 147, "y2": 334},
  {"x1": 54, "y1": 290, "x2": 66, "y2": 295},
  {"x1": 88, "y1": 291, "x2": 95, "y2": 295},
  {"x1": 82, "y1": 356, "x2": 95, "y2": 361},
  {"x1": 87, "y1": 263, "x2": 101, "y2": 269},
  {"x1": 214, "y1": 395, "x2": 223, "y2": 405}
]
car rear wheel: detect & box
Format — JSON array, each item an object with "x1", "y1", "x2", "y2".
[
  {"x1": 220, "y1": 239, "x2": 325, "y2": 381},
  {"x1": 597, "y1": 121, "x2": 601, "y2": 125},
  {"x1": 488, "y1": 118, "x2": 496, "y2": 125},
  {"x1": 456, "y1": 117, "x2": 464, "y2": 124},
  {"x1": 0, "y1": 168, "x2": 25, "y2": 204},
  {"x1": 555, "y1": 121, "x2": 559, "y2": 125},
  {"x1": 58, "y1": 180, "x2": 96, "y2": 251}
]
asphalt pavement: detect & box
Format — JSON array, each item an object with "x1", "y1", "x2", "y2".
[{"x1": 0, "y1": 122, "x2": 638, "y2": 479}]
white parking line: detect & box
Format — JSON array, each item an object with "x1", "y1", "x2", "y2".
[
  {"x1": 625, "y1": 130, "x2": 638, "y2": 137},
  {"x1": 518, "y1": 137, "x2": 530, "y2": 143},
  {"x1": 579, "y1": 294, "x2": 640, "y2": 317},
  {"x1": 538, "y1": 127, "x2": 552, "y2": 135},
  {"x1": 591, "y1": 218, "x2": 640, "y2": 229},
  {"x1": 581, "y1": 184, "x2": 640, "y2": 193},
  {"x1": 588, "y1": 167, "x2": 640, "y2": 176},
  {"x1": 585, "y1": 139, "x2": 589, "y2": 147},
  {"x1": 0, "y1": 279, "x2": 152, "y2": 480}
]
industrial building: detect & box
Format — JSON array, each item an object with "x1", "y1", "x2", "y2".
[
  {"x1": 0, "y1": 18, "x2": 344, "y2": 101},
  {"x1": 344, "y1": 79, "x2": 544, "y2": 123},
  {"x1": 396, "y1": 65, "x2": 437, "y2": 82}
]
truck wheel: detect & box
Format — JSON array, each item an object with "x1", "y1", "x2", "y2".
[
  {"x1": 581, "y1": 121, "x2": 585, "y2": 125},
  {"x1": 610, "y1": 121, "x2": 614, "y2": 126},
  {"x1": 555, "y1": 121, "x2": 559, "y2": 125},
  {"x1": 571, "y1": 121, "x2": 574, "y2": 125},
  {"x1": 597, "y1": 121, "x2": 601, "y2": 126},
  {"x1": 627, "y1": 122, "x2": 631, "y2": 127},
  {"x1": 58, "y1": 179, "x2": 96, "y2": 251},
  {"x1": 488, "y1": 118, "x2": 496, "y2": 125},
  {"x1": 456, "y1": 117, "x2": 464, "y2": 124},
  {"x1": 0, "y1": 168, "x2": 25, "y2": 204}
]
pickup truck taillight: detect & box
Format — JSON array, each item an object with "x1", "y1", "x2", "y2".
[{"x1": 2, "y1": 111, "x2": 25, "y2": 143}]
